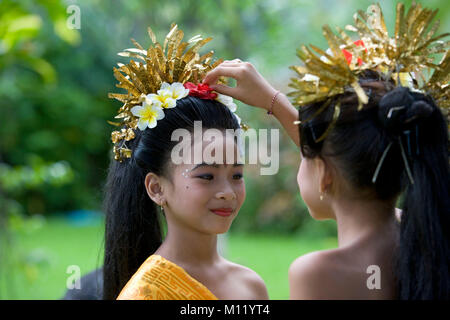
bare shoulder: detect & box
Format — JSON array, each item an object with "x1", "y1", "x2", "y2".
[
  {"x1": 224, "y1": 259, "x2": 269, "y2": 299},
  {"x1": 289, "y1": 250, "x2": 337, "y2": 281},
  {"x1": 289, "y1": 250, "x2": 346, "y2": 299}
]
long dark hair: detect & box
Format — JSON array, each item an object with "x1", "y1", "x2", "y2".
[
  {"x1": 298, "y1": 70, "x2": 450, "y2": 299},
  {"x1": 102, "y1": 96, "x2": 239, "y2": 300}
]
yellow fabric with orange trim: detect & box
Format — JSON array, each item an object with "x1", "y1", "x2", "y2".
[{"x1": 117, "y1": 255, "x2": 218, "y2": 300}]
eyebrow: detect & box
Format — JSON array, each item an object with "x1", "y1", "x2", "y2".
[{"x1": 191, "y1": 163, "x2": 244, "y2": 171}]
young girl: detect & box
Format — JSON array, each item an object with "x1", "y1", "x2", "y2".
[
  {"x1": 102, "y1": 25, "x2": 268, "y2": 300},
  {"x1": 203, "y1": 3, "x2": 449, "y2": 299}
]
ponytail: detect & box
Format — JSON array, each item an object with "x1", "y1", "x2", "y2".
[
  {"x1": 102, "y1": 155, "x2": 162, "y2": 300},
  {"x1": 394, "y1": 95, "x2": 450, "y2": 299}
]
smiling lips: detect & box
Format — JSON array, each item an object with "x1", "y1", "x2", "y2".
[{"x1": 210, "y1": 208, "x2": 234, "y2": 217}]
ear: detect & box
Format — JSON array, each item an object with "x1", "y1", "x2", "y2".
[
  {"x1": 144, "y1": 172, "x2": 166, "y2": 206},
  {"x1": 314, "y1": 157, "x2": 333, "y2": 193}
]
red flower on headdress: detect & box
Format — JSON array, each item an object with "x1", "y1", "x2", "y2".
[
  {"x1": 342, "y1": 40, "x2": 367, "y2": 66},
  {"x1": 183, "y1": 82, "x2": 218, "y2": 100}
]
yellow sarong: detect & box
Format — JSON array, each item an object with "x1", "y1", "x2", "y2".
[{"x1": 117, "y1": 254, "x2": 218, "y2": 300}]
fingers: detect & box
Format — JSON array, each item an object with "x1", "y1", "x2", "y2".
[
  {"x1": 215, "y1": 63, "x2": 242, "y2": 68},
  {"x1": 203, "y1": 59, "x2": 248, "y2": 84},
  {"x1": 223, "y1": 59, "x2": 243, "y2": 64},
  {"x1": 203, "y1": 66, "x2": 243, "y2": 85}
]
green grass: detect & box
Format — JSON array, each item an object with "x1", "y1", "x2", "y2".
[
  {"x1": 1, "y1": 217, "x2": 337, "y2": 300},
  {"x1": 228, "y1": 233, "x2": 337, "y2": 299},
  {"x1": 1, "y1": 217, "x2": 105, "y2": 300}
]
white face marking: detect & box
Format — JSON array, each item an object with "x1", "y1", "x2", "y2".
[{"x1": 181, "y1": 168, "x2": 190, "y2": 178}]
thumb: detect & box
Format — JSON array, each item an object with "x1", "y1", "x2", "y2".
[{"x1": 210, "y1": 84, "x2": 238, "y2": 98}]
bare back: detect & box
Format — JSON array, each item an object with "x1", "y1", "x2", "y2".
[{"x1": 289, "y1": 219, "x2": 399, "y2": 299}]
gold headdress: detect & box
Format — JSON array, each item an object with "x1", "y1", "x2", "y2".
[
  {"x1": 288, "y1": 2, "x2": 449, "y2": 140},
  {"x1": 108, "y1": 24, "x2": 243, "y2": 162}
]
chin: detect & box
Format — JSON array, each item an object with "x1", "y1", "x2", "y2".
[
  {"x1": 309, "y1": 211, "x2": 321, "y2": 220},
  {"x1": 215, "y1": 229, "x2": 229, "y2": 235},
  {"x1": 207, "y1": 221, "x2": 233, "y2": 235},
  {"x1": 307, "y1": 206, "x2": 324, "y2": 220},
  {"x1": 215, "y1": 224, "x2": 233, "y2": 234},
  {"x1": 308, "y1": 206, "x2": 333, "y2": 220}
]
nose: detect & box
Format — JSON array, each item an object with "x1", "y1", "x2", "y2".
[{"x1": 215, "y1": 188, "x2": 236, "y2": 201}]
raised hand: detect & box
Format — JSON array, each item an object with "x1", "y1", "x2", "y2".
[{"x1": 203, "y1": 60, "x2": 278, "y2": 112}]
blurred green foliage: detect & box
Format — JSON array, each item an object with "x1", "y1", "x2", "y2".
[
  {"x1": 0, "y1": 0, "x2": 76, "y2": 297},
  {"x1": 0, "y1": 0, "x2": 448, "y2": 235}
]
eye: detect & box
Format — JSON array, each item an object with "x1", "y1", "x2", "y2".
[
  {"x1": 233, "y1": 173, "x2": 243, "y2": 180},
  {"x1": 197, "y1": 174, "x2": 213, "y2": 181}
]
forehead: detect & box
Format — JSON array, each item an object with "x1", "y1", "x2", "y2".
[
  {"x1": 193, "y1": 130, "x2": 242, "y2": 165},
  {"x1": 167, "y1": 129, "x2": 243, "y2": 170}
]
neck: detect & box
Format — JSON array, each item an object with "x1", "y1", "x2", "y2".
[
  {"x1": 155, "y1": 222, "x2": 220, "y2": 266},
  {"x1": 332, "y1": 197, "x2": 397, "y2": 248}
]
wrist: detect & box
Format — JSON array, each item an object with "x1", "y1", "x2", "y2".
[
  {"x1": 267, "y1": 90, "x2": 281, "y2": 115},
  {"x1": 268, "y1": 92, "x2": 295, "y2": 119}
]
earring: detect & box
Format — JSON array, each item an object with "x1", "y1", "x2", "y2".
[
  {"x1": 160, "y1": 199, "x2": 166, "y2": 211},
  {"x1": 319, "y1": 192, "x2": 324, "y2": 201}
]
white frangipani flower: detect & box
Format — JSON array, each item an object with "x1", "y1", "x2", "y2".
[
  {"x1": 216, "y1": 93, "x2": 237, "y2": 112},
  {"x1": 131, "y1": 100, "x2": 165, "y2": 130},
  {"x1": 148, "y1": 82, "x2": 188, "y2": 109},
  {"x1": 148, "y1": 90, "x2": 176, "y2": 109},
  {"x1": 169, "y1": 82, "x2": 190, "y2": 100}
]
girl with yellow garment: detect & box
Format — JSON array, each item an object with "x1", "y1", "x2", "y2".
[{"x1": 102, "y1": 25, "x2": 268, "y2": 300}]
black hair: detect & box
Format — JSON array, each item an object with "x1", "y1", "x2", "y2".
[
  {"x1": 298, "y1": 70, "x2": 450, "y2": 299},
  {"x1": 102, "y1": 96, "x2": 239, "y2": 300}
]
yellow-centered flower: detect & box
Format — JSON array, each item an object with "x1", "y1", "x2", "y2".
[
  {"x1": 131, "y1": 100, "x2": 165, "y2": 130},
  {"x1": 147, "y1": 82, "x2": 189, "y2": 109}
]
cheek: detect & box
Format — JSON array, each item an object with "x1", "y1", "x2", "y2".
[
  {"x1": 297, "y1": 160, "x2": 319, "y2": 212},
  {"x1": 178, "y1": 181, "x2": 208, "y2": 203},
  {"x1": 297, "y1": 160, "x2": 309, "y2": 195},
  {"x1": 170, "y1": 175, "x2": 208, "y2": 209},
  {"x1": 168, "y1": 182, "x2": 210, "y2": 225},
  {"x1": 236, "y1": 181, "x2": 246, "y2": 209}
]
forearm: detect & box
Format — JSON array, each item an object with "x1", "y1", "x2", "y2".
[{"x1": 270, "y1": 93, "x2": 300, "y2": 147}]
